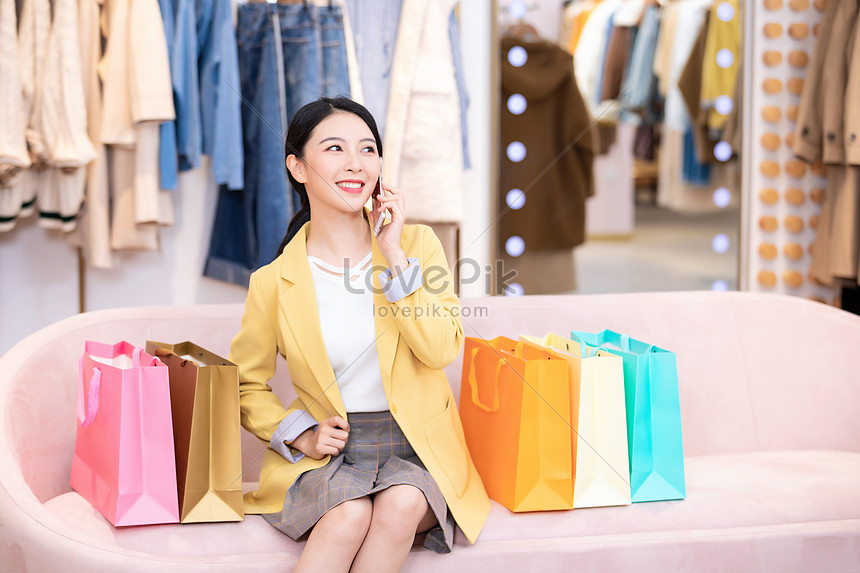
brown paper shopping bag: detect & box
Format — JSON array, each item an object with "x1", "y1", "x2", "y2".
[{"x1": 145, "y1": 341, "x2": 244, "y2": 523}]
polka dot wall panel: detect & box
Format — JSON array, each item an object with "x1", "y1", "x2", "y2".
[{"x1": 747, "y1": 0, "x2": 836, "y2": 303}]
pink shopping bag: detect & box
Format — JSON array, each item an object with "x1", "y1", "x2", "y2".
[{"x1": 70, "y1": 341, "x2": 180, "y2": 526}]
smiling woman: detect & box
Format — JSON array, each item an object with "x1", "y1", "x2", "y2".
[{"x1": 229, "y1": 97, "x2": 491, "y2": 573}]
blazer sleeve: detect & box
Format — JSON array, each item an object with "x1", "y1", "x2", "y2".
[
  {"x1": 381, "y1": 226, "x2": 464, "y2": 370},
  {"x1": 229, "y1": 269, "x2": 313, "y2": 445}
]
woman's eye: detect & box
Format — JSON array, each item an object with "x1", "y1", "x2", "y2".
[
  {"x1": 326, "y1": 144, "x2": 342, "y2": 151},
  {"x1": 363, "y1": 146, "x2": 377, "y2": 153}
]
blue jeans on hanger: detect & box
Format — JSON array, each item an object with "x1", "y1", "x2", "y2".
[
  {"x1": 205, "y1": 2, "x2": 351, "y2": 286},
  {"x1": 343, "y1": 0, "x2": 402, "y2": 138}
]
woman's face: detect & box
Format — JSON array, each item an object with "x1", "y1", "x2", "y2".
[{"x1": 289, "y1": 111, "x2": 380, "y2": 216}]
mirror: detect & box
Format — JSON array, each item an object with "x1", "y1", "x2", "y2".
[{"x1": 493, "y1": 0, "x2": 742, "y2": 295}]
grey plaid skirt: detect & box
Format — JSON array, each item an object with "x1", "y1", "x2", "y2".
[{"x1": 262, "y1": 410, "x2": 455, "y2": 554}]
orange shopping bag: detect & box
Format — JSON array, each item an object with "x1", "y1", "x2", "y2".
[
  {"x1": 521, "y1": 333, "x2": 631, "y2": 508},
  {"x1": 459, "y1": 336, "x2": 574, "y2": 512}
]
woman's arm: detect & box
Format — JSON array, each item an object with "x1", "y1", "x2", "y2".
[
  {"x1": 229, "y1": 269, "x2": 318, "y2": 461},
  {"x1": 378, "y1": 226, "x2": 464, "y2": 370}
]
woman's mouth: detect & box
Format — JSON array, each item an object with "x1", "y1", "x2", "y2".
[{"x1": 336, "y1": 180, "x2": 365, "y2": 194}]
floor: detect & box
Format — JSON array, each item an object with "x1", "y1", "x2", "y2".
[{"x1": 572, "y1": 204, "x2": 740, "y2": 295}]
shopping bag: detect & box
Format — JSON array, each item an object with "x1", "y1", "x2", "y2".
[
  {"x1": 459, "y1": 336, "x2": 573, "y2": 512},
  {"x1": 520, "y1": 334, "x2": 631, "y2": 508},
  {"x1": 146, "y1": 341, "x2": 244, "y2": 523},
  {"x1": 70, "y1": 341, "x2": 180, "y2": 526},
  {"x1": 570, "y1": 329, "x2": 686, "y2": 502}
]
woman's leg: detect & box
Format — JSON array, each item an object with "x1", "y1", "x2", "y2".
[
  {"x1": 350, "y1": 485, "x2": 438, "y2": 573},
  {"x1": 294, "y1": 496, "x2": 373, "y2": 573}
]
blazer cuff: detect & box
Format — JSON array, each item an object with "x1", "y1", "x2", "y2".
[
  {"x1": 270, "y1": 410, "x2": 319, "y2": 463},
  {"x1": 378, "y1": 257, "x2": 423, "y2": 302}
]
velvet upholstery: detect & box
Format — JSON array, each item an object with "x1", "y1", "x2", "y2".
[{"x1": 1, "y1": 291, "x2": 858, "y2": 571}]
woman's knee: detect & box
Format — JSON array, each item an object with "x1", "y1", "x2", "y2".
[
  {"x1": 319, "y1": 497, "x2": 373, "y2": 541},
  {"x1": 371, "y1": 485, "x2": 429, "y2": 529}
]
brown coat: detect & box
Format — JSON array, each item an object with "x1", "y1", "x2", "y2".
[
  {"x1": 792, "y1": 0, "x2": 839, "y2": 163},
  {"x1": 678, "y1": 10, "x2": 716, "y2": 164},
  {"x1": 846, "y1": 0, "x2": 860, "y2": 166},
  {"x1": 793, "y1": 0, "x2": 860, "y2": 286},
  {"x1": 499, "y1": 36, "x2": 598, "y2": 252},
  {"x1": 820, "y1": 0, "x2": 858, "y2": 164}
]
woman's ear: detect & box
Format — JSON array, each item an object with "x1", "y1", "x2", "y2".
[{"x1": 286, "y1": 155, "x2": 307, "y2": 183}]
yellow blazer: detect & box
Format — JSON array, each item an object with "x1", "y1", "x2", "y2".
[{"x1": 229, "y1": 209, "x2": 490, "y2": 544}]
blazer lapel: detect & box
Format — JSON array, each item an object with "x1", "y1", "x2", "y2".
[
  {"x1": 370, "y1": 219, "x2": 400, "y2": 402},
  {"x1": 278, "y1": 220, "x2": 346, "y2": 417},
  {"x1": 278, "y1": 208, "x2": 400, "y2": 416}
]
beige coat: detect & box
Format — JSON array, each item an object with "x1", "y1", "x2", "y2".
[
  {"x1": 792, "y1": 0, "x2": 839, "y2": 163},
  {"x1": 383, "y1": 0, "x2": 464, "y2": 224},
  {"x1": 846, "y1": 0, "x2": 860, "y2": 167},
  {"x1": 99, "y1": 0, "x2": 174, "y2": 250},
  {"x1": 793, "y1": 0, "x2": 860, "y2": 287}
]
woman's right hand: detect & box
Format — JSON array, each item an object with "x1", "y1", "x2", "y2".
[{"x1": 291, "y1": 416, "x2": 350, "y2": 460}]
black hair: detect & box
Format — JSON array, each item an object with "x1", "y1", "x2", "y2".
[{"x1": 275, "y1": 96, "x2": 383, "y2": 257}]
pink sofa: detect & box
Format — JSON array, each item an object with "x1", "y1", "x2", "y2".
[{"x1": 2, "y1": 291, "x2": 859, "y2": 571}]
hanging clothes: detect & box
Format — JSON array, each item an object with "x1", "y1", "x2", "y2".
[
  {"x1": 500, "y1": 35, "x2": 598, "y2": 253},
  {"x1": 197, "y1": 0, "x2": 244, "y2": 191},
  {"x1": 100, "y1": 0, "x2": 175, "y2": 250},
  {"x1": 342, "y1": 0, "x2": 404, "y2": 141},
  {"x1": 74, "y1": 0, "x2": 113, "y2": 267},
  {"x1": 678, "y1": 10, "x2": 716, "y2": 165},
  {"x1": 699, "y1": 0, "x2": 740, "y2": 135},
  {"x1": 574, "y1": 0, "x2": 624, "y2": 119},
  {"x1": 155, "y1": 0, "x2": 180, "y2": 192},
  {"x1": 0, "y1": 0, "x2": 31, "y2": 231},
  {"x1": 656, "y1": 0, "x2": 738, "y2": 213},
  {"x1": 2, "y1": 0, "x2": 96, "y2": 233},
  {"x1": 1, "y1": 0, "x2": 50, "y2": 232},
  {"x1": 0, "y1": 0, "x2": 30, "y2": 188},
  {"x1": 793, "y1": 0, "x2": 860, "y2": 287},
  {"x1": 562, "y1": 0, "x2": 602, "y2": 55},
  {"x1": 382, "y1": 0, "x2": 465, "y2": 225},
  {"x1": 204, "y1": 1, "x2": 352, "y2": 286}
]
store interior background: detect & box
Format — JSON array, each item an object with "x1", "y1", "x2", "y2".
[
  {"x1": 494, "y1": 0, "x2": 740, "y2": 297},
  {"x1": 0, "y1": 0, "x2": 844, "y2": 355}
]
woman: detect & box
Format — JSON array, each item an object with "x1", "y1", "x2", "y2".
[{"x1": 228, "y1": 97, "x2": 490, "y2": 572}]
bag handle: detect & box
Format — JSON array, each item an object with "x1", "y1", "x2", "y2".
[
  {"x1": 132, "y1": 346, "x2": 162, "y2": 368},
  {"x1": 77, "y1": 357, "x2": 101, "y2": 428},
  {"x1": 152, "y1": 346, "x2": 193, "y2": 367},
  {"x1": 466, "y1": 347, "x2": 504, "y2": 413}
]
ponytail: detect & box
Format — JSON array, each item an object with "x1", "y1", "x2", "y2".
[{"x1": 277, "y1": 202, "x2": 310, "y2": 257}]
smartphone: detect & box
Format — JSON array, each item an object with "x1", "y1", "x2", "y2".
[{"x1": 373, "y1": 158, "x2": 387, "y2": 236}]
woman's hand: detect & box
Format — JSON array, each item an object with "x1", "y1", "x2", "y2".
[
  {"x1": 291, "y1": 416, "x2": 350, "y2": 460},
  {"x1": 372, "y1": 182, "x2": 409, "y2": 273},
  {"x1": 372, "y1": 182, "x2": 406, "y2": 258}
]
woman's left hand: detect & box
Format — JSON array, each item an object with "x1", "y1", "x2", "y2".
[{"x1": 373, "y1": 182, "x2": 406, "y2": 259}]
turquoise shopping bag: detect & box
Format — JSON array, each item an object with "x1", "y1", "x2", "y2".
[{"x1": 569, "y1": 330, "x2": 685, "y2": 502}]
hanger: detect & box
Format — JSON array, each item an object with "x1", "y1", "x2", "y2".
[
  {"x1": 499, "y1": 1, "x2": 541, "y2": 41},
  {"x1": 504, "y1": 20, "x2": 541, "y2": 41}
]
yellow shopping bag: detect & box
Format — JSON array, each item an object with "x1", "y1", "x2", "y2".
[
  {"x1": 459, "y1": 336, "x2": 574, "y2": 512},
  {"x1": 520, "y1": 333, "x2": 631, "y2": 508}
]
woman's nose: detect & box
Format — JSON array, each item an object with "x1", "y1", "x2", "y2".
[{"x1": 344, "y1": 152, "x2": 363, "y2": 172}]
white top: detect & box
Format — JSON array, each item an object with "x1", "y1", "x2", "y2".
[{"x1": 307, "y1": 251, "x2": 390, "y2": 413}]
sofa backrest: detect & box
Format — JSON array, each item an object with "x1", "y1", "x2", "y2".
[{"x1": 1, "y1": 291, "x2": 858, "y2": 504}]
